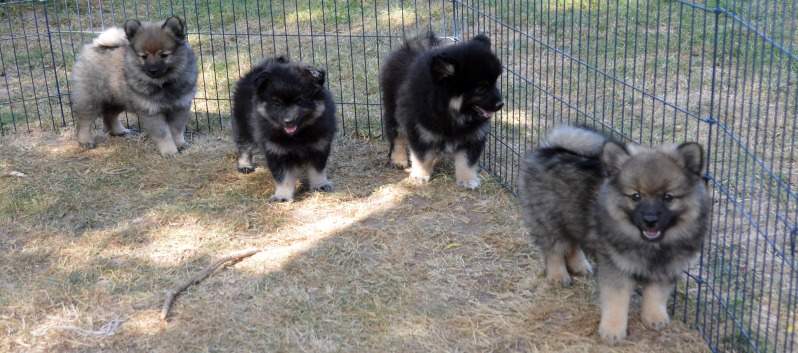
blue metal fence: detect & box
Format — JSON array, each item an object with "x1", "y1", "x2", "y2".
[{"x1": 0, "y1": 1, "x2": 795, "y2": 351}]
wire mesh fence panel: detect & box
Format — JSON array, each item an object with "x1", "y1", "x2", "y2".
[
  {"x1": 0, "y1": 0, "x2": 449, "y2": 137},
  {"x1": 0, "y1": 1, "x2": 67, "y2": 134},
  {"x1": 0, "y1": 0, "x2": 796, "y2": 352},
  {"x1": 459, "y1": 1, "x2": 796, "y2": 352}
]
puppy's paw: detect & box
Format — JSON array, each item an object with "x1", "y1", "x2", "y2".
[
  {"x1": 237, "y1": 165, "x2": 256, "y2": 174},
  {"x1": 599, "y1": 318, "x2": 627, "y2": 345},
  {"x1": 546, "y1": 268, "x2": 572, "y2": 287},
  {"x1": 390, "y1": 161, "x2": 409, "y2": 169},
  {"x1": 109, "y1": 128, "x2": 132, "y2": 137},
  {"x1": 313, "y1": 183, "x2": 333, "y2": 192},
  {"x1": 389, "y1": 153, "x2": 409, "y2": 169},
  {"x1": 456, "y1": 178, "x2": 481, "y2": 190},
  {"x1": 410, "y1": 174, "x2": 431, "y2": 184},
  {"x1": 79, "y1": 141, "x2": 97, "y2": 149},
  {"x1": 568, "y1": 258, "x2": 594, "y2": 276},
  {"x1": 177, "y1": 142, "x2": 191, "y2": 152},
  {"x1": 268, "y1": 195, "x2": 293, "y2": 202},
  {"x1": 157, "y1": 142, "x2": 179, "y2": 158},
  {"x1": 159, "y1": 150, "x2": 179, "y2": 158},
  {"x1": 642, "y1": 310, "x2": 670, "y2": 331}
]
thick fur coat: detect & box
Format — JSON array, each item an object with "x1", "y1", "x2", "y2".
[
  {"x1": 71, "y1": 16, "x2": 197, "y2": 157},
  {"x1": 518, "y1": 125, "x2": 710, "y2": 344},
  {"x1": 380, "y1": 32, "x2": 504, "y2": 188},
  {"x1": 231, "y1": 57, "x2": 336, "y2": 202}
]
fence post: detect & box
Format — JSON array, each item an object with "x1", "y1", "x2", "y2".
[
  {"x1": 449, "y1": 0, "x2": 459, "y2": 40},
  {"x1": 41, "y1": 0, "x2": 68, "y2": 128}
]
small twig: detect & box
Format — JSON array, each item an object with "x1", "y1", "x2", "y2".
[{"x1": 160, "y1": 247, "x2": 261, "y2": 321}]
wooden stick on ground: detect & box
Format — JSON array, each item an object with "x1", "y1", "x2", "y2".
[{"x1": 160, "y1": 247, "x2": 262, "y2": 321}]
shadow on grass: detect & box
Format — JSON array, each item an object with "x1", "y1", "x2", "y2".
[{"x1": 0, "y1": 132, "x2": 713, "y2": 353}]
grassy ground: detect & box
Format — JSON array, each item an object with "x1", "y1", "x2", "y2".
[
  {"x1": 1, "y1": 1, "x2": 795, "y2": 352},
  {"x1": 0, "y1": 130, "x2": 711, "y2": 352}
]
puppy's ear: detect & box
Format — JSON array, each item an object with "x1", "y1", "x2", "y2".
[
  {"x1": 303, "y1": 66, "x2": 326, "y2": 86},
  {"x1": 422, "y1": 31, "x2": 440, "y2": 47},
  {"x1": 601, "y1": 141, "x2": 630, "y2": 177},
  {"x1": 253, "y1": 70, "x2": 270, "y2": 89},
  {"x1": 123, "y1": 19, "x2": 142, "y2": 40},
  {"x1": 253, "y1": 57, "x2": 289, "y2": 88},
  {"x1": 430, "y1": 53, "x2": 456, "y2": 81},
  {"x1": 676, "y1": 142, "x2": 705, "y2": 177},
  {"x1": 471, "y1": 34, "x2": 491, "y2": 49},
  {"x1": 162, "y1": 16, "x2": 187, "y2": 41}
]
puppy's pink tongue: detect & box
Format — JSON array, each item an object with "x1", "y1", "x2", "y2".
[
  {"x1": 475, "y1": 106, "x2": 494, "y2": 119},
  {"x1": 285, "y1": 126, "x2": 297, "y2": 134},
  {"x1": 643, "y1": 230, "x2": 661, "y2": 239}
]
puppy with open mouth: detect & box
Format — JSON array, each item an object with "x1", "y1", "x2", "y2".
[{"x1": 231, "y1": 57, "x2": 336, "y2": 202}]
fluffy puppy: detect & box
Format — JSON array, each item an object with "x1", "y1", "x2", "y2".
[{"x1": 232, "y1": 57, "x2": 337, "y2": 202}]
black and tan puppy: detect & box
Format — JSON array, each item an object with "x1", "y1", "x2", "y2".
[
  {"x1": 380, "y1": 32, "x2": 504, "y2": 188},
  {"x1": 232, "y1": 57, "x2": 336, "y2": 202}
]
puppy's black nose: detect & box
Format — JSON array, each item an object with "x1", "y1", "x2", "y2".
[
  {"x1": 494, "y1": 101, "x2": 504, "y2": 111},
  {"x1": 643, "y1": 214, "x2": 658, "y2": 228},
  {"x1": 146, "y1": 65, "x2": 164, "y2": 77}
]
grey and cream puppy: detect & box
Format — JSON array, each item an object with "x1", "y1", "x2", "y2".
[
  {"x1": 519, "y1": 125, "x2": 710, "y2": 344},
  {"x1": 71, "y1": 16, "x2": 197, "y2": 157}
]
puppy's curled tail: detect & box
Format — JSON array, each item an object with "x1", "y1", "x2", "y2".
[
  {"x1": 402, "y1": 31, "x2": 441, "y2": 54},
  {"x1": 542, "y1": 125, "x2": 607, "y2": 157},
  {"x1": 92, "y1": 27, "x2": 128, "y2": 49}
]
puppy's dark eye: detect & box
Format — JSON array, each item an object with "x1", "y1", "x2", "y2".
[
  {"x1": 271, "y1": 98, "x2": 282, "y2": 107},
  {"x1": 139, "y1": 53, "x2": 148, "y2": 59},
  {"x1": 161, "y1": 53, "x2": 170, "y2": 59},
  {"x1": 630, "y1": 193, "x2": 641, "y2": 202},
  {"x1": 663, "y1": 194, "x2": 673, "y2": 203},
  {"x1": 296, "y1": 98, "x2": 308, "y2": 106},
  {"x1": 473, "y1": 86, "x2": 487, "y2": 95}
]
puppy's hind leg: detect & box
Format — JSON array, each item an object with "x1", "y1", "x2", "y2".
[
  {"x1": 236, "y1": 143, "x2": 256, "y2": 173},
  {"x1": 103, "y1": 107, "x2": 130, "y2": 137},
  {"x1": 454, "y1": 148, "x2": 481, "y2": 189},
  {"x1": 383, "y1": 105, "x2": 408, "y2": 169},
  {"x1": 565, "y1": 243, "x2": 593, "y2": 276},
  {"x1": 544, "y1": 239, "x2": 574, "y2": 287},
  {"x1": 389, "y1": 131, "x2": 410, "y2": 169}
]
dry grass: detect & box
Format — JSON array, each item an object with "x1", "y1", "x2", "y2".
[{"x1": 0, "y1": 130, "x2": 710, "y2": 352}]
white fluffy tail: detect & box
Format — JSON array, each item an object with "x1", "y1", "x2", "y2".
[
  {"x1": 92, "y1": 27, "x2": 127, "y2": 48},
  {"x1": 542, "y1": 125, "x2": 607, "y2": 157}
]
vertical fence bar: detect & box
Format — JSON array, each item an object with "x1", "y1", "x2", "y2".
[{"x1": 42, "y1": 1, "x2": 67, "y2": 129}]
